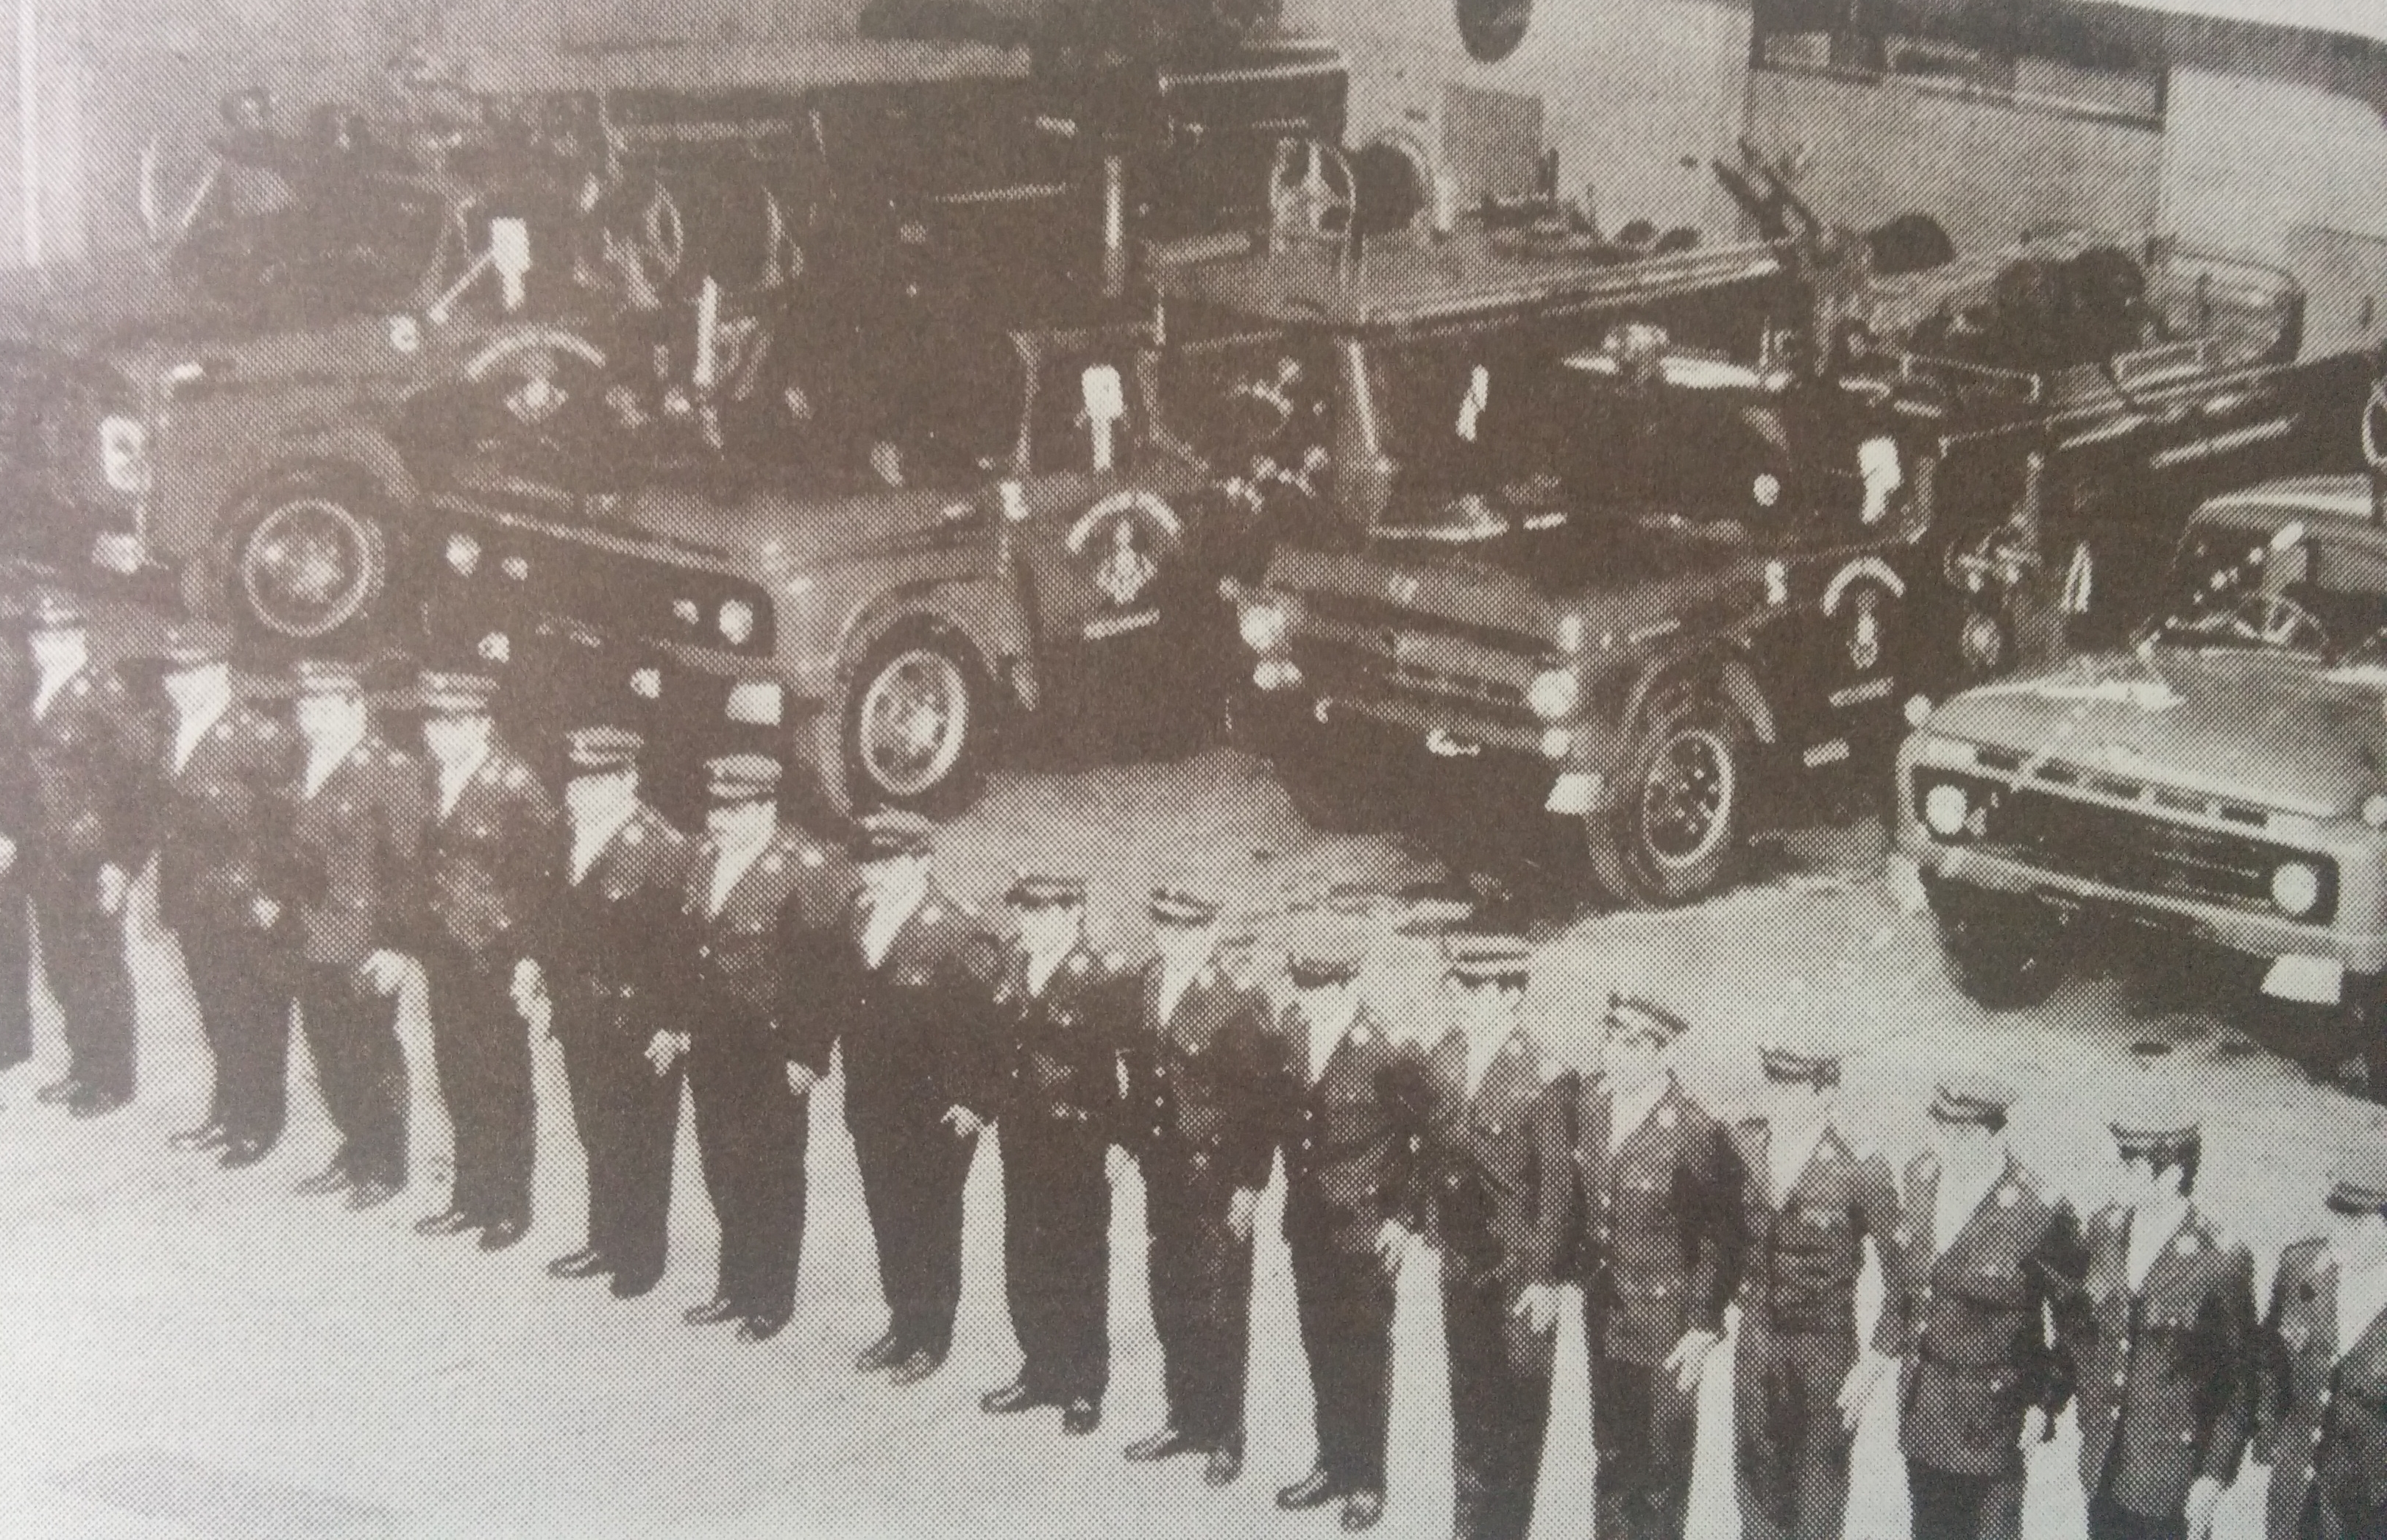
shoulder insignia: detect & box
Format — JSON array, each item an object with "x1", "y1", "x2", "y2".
[
  {"x1": 922, "y1": 905, "x2": 943, "y2": 926},
  {"x1": 211, "y1": 722, "x2": 230, "y2": 740}
]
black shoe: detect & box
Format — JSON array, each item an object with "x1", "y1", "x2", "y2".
[
  {"x1": 980, "y1": 1378, "x2": 1043, "y2": 1414},
  {"x1": 1277, "y1": 1469, "x2": 1337, "y2": 1511},
  {"x1": 1340, "y1": 1491, "x2": 1385, "y2": 1532},
  {"x1": 414, "y1": 1208, "x2": 478, "y2": 1237},
  {"x1": 737, "y1": 1312, "x2": 790, "y2": 1344},
  {"x1": 218, "y1": 1138, "x2": 272, "y2": 1169},
  {"x1": 35, "y1": 1077, "x2": 81, "y2": 1106},
  {"x1": 1205, "y1": 1443, "x2": 1244, "y2": 1488},
  {"x1": 1062, "y1": 1398, "x2": 1102, "y2": 1436},
  {"x1": 1124, "y1": 1427, "x2": 1197, "y2": 1463},
  {"x1": 888, "y1": 1348, "x2": 944, "y2": 1387},
  {"x1": 609, "y1": 1269, "x2": 662, "y2": 1299},
  {"x1": 854, "y1": 1332, "x2": 906, "y2": 1373},
  {"x1": 547, "y1": 1248, "x2": 610, "y2": 1279},
  {"x1": 293, "y1": 1163, "x2": 352, "y2": 1196},
  {"x1": 68, "y1": 1087, "x2": 130, "y2": 1120},
  {"x1": 169, "y1": 1122, "x2": 230, "y2": 1152},
  {"x1": 346, "y1": 1179, "x2": 402, "y2": 1211},
  {"x1": 683, "y1": 1296, "x2": 741, "y2": 1327},
  {"x1": 478, "y1": 1218, "x2": 528, "y2": 1252}
]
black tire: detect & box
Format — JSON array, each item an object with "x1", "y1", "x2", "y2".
[
  {"x1": 839, "y1": 628, "x2": 990, "y2": 819},
  {"x1": 1926, "y1": 880, "x2": 2075, "y2": 1009},
  {"x1": 1585, "y1": 692, "x2": 1747, "y2": 907},
  {"x1": 220, "y1": 475, "x2": 395, "y2": 644}
]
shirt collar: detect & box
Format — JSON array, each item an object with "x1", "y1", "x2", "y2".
[
  {"x1": 1770, "y1": 1118, "x2": 1834, "y2": 1196},
  {"x1": 439, "y1": 741, "x2": 492, "y2": 792},
  {"x1": 572, "y1": 798, "x2": 639, "y2": 862},
  {"x1": 175, "y1": 689, "x2": 233, "y2": 752},
  {"x1": 1608, "y1": 1071, "x2": 1672, "y2": 1142}
]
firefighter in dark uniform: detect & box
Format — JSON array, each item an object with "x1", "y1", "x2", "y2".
[
  {"x1": 13, "y1": 589, "x2": 149, "y2": 1118},
  {"x1": 526, "y1": 727, "x2": 695, "y2": 1299},
  {"x1": 1266, "y1": 918, "x2": 1429, "y2": 1534},
  {"x1": 1414, "y1": 930, "x2": 1575, "y2": 1540},
  {"x1": 967, "y1": 873, "x2": 1131, "y2": 1437},
  {"x1": 665, "y1": 753, "x2": 844, "y2": 1344},
  {"x1": 1574, "y1": 995, "x2": 1747, "y2": 1540},
  {"x1": 2066, "y1": 1096, "x2": 2255, "y2": 1540},
  {"x1": 1877, "y1": 1076, "x2": 2090, "y2": 1540},
  {"x1": 801, "y1": 810, "x2": 999, "y2": 1385},
  {"x1": 411, "y1": 671, "x2": 558, "y2": 1252},
  {"x1": 2252, "y1": 1151, "x2": 2387, "y2": 1540},
  {"x1": 270, "y1": 659, "x2": 427, "y2": 1211},
  {"x1": 1727, "y1": 1037, "x2": 1903, "y2": 1540},
  {"x1": 1120, "y1": 879, "x2": 1276, "y2": 1486},
  {"x1": 148, "y1": 622, "x2": 294, "y2": 1165}
]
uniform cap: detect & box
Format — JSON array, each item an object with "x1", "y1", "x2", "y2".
[
  {"x1": 1929, "y1": 1074, "x2": 2017, "y2": 1127},
  {"x1": 2108, "y1": 1089, "x2": 2199, "y2": 1162},
  {"x1": 1444, "y1": 929, "x2": 1531, "y2": 986},
  {"x1": 291, "y1": 658, "x2": 363, "y2": 698},
  {"x1": 704, "y1": 753, "x2": 781, "y2": 803},
  {"x1": 419, "y1": 670, "x2": 498, "y2": 718},
  {"x1": 564, "y1": 725, "x2": 642, "y2": 775},
  {"x1": 26, "y1": 588, "x2": 87, "y2": 633},
  {"x1": 1150, "y1": 878, "x2": 1224, "y2": 926},
  {"x1": 848, "y1": 809, "x2": 934, "y2": 862},
  {"x1": 1760, "y1": 1041, "x2": 1842, "y2": 1090},
  {"x1": 1604, "y1": 993, "x2": 1689, "y2": 1046},
  {"x1": 160, "y1": 620, "x2": 231, "y2": 671},
  {"x1": 1006, "y1": 872, "x2": 1088, "y2": 909},
  {"x1": 1285, "y1": 920, "x2": 1363, "y2": 988},
  {"x1": 2325, "y1": 1149, "x2": 2387, "y2": 1216}
]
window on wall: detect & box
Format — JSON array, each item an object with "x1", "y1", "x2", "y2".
[{"x1": 1455, "y1": 0, "x2": 1531, "y2": 65}]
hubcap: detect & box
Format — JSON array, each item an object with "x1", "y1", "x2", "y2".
[
  {"x1": 857, "y1": 648, "x2": 969, "y2": 799},
  {"x1": 241, "y1": 497, "x2": 372, "y2": 638},
  {"x1": 1639, "y1": 728, "x2": 1734, "y2": 869}
]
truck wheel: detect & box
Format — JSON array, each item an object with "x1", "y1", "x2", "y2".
[
  {"x1": 226, "y1": 478, "x2": 394, "y2": 642},
  {"x1": 1926, "y1": 881, "x2": 2074, "y2": 1009},
  {"x1": 841, "y1": 631, "x2": 987, "y2": 817},
  {"x1": 1586, "y1": 694, "x2": 1745, "y2": 907}
]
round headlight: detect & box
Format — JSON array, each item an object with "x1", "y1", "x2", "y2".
[
  {"x1": 2271, "y1": 861, "x2": 2322, "y2": 918},
  {"x1": 1526, "y1": 669, "x2": 1580, "y2": 721},
  {"x1": 1923, "y1": 782, "x2": 1971, "y2": 839},
  {"x1": 1238, "y1": 602, "x2": 1289, "y2": 653},
  {"x1": 718, "y1": 599, "x2": 756, "y2": 646},
  {"x1": 445, "y1": 533, "x2": 481, "y2": 575}
]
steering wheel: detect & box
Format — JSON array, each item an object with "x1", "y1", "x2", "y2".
[{"x1": 2229, "y1": 591, "x2": 2328, "y2": 650}]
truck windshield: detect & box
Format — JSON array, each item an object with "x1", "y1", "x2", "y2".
[
  {"x1": 173, "y1": 160, "x2": 455, "y2": 319},
  {"x1": 2152, "y1": 521, "x2": 2387, "y2": 659}
]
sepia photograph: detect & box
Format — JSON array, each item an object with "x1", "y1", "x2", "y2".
[{"x1": 0, "y1": 0, "x2": 2383, "y2": 1536}]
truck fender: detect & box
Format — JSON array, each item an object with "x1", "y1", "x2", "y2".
[
  {"x1": 1621, "y1": 651, "x2": 1778, "y2": 748},
  {"x1": 837, "y1": 577, "x2": 1032, "y2": 709},
  {"x1": 248, "y1": 427, "x2": 419, "y2": 515}
]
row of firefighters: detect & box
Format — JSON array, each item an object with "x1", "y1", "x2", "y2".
[{"x1": 0, "y1": 588, "x2": 2381, "y2": 1540}]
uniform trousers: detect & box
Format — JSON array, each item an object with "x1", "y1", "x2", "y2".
[
  {"x1": 1904, "y1": 1461, "x2": 2024, "y2": 1540},
  {"x1": 423, "y1": 938, "x2": 536, "y2": 1226},
  {"x1": 1590, "y1": 1330, "x2": 1700, "y2": 1540},
  {"x1": 1288, "y1": 1221, "x2": 1397, "y2": 1494},
  {"x1": 1000, "y1": 1113, "x2": 1111, "y2": 1400},
  {"x1": 556, "y1": 1004, "x2": 684, "y2": 1283},
  {"x1": 0, "y1": 873, "x2": 29, "y2": 1069},
  {"x1": 1444, "y1": 1261, "x2": 1558, "y2": 1540},
  {"x1": 1734, "y1": 1316, "x2": 1860, "y2": 1540},
  {"x1": 2086, "y1": 1484, "x2": 2184, "y2": 1540},
  {"x1": 687, "y1": 1008, "x2": 809, "y2": 1319},
  {"x1": 182, "y1": 924, "x2": 286, "y2": 1144},
  {"x1": 33, "y1": 872, "x2": 134, "y2": 1097},
  {"x1": 852, "y1": 1110, "x2": 976, "y2": 1357},
  {"x1": 294, "y1": 961, "x2": 408, "y2": 1186},
  {"x1": 1144, "y1": 1145, "x2": 1255, "y2": 1446}
]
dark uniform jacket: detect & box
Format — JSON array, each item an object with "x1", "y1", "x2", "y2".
[
  {"x1": 681, "y1": 825, "x2": 846, "y2": 1060},
  {"x1": 798, "y1": 882, "x2": 999, "y2": 1132},
  {"x1": 1121, "y1": 959, "x2": 1277, "y2": 1192},
  {"x1": 417, "y1": 744, "x2": 558, "y2": 958},
  {"x1": 11, "y1": 662, "x2": 150, "y2": 890},
  {"x1": 1416, "y1": 1029, "x2": 1577, "y2": 1290},
  {"x1": 152, "y1": 699, "x2": 294, "y2": 937},
  {"x1": 530, "y1": 804, "x2": 692, "y2": 1037},
  {"x1": 2258, "y1": 1237, "x2": 2387, "y2": 1540},
  {"x1": 1730, "y1": 1120, "x2": 1901, "y2": 1337},
  {"x1": 2069, "y1": 1203, "x2": 2255, "y2": 1521},
  {"x1": 1883, "y1": 1154, "x2": 2089, "y2": 1477},
  {"x1": 966, "y1": 943, "x2": 1130, "y2": 1138},
  {"x1": 269, "y1": 734, "x2": 427, "y2": 970},
  {"x1": 1574, "y1": 1074, "x2": 1748, "y2": 1366},
  {"x1": 1266, "y1": 1004, "x2": 1431, "y2": 1256}
]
